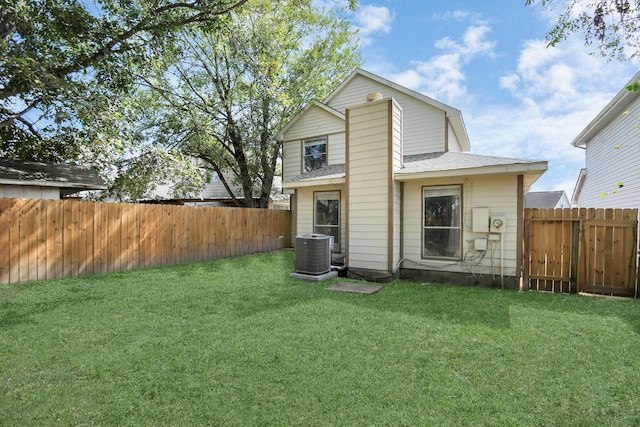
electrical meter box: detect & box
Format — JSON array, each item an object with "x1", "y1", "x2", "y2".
[{"x1": 490, "y1": 216, "x2": 507, "y2": 233}]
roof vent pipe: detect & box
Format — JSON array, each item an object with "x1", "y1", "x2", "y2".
[{"x1": 366, "y1": 92, "x2": 383, "y2": 102}]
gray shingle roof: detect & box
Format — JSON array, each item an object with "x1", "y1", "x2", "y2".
[
  {"x1": 0, "y1": 158, "x2": 107, "y2": 193},
  {"x1": 399, "y1": 152, "x2": 543, "y2": 174},
  {"x1": 284, "y1": 164, "x2": 346, "y2": 183},
  {"x1": 284, "y1": 151, "x2": 546, "y2": 184}
]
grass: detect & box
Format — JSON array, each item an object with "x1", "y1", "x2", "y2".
[{"x1": 1, "y1": 250, "x2": 640, "y2": 426}]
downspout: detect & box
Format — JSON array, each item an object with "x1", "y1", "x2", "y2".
[{"x1": 516, "y1": 175, "x2": 524, "y2": 291}]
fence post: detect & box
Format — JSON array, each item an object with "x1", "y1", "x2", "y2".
[{"x1": 571, "y1": 217, "x2": 579, "y2": 294}]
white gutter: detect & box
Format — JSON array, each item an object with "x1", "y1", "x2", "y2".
[{"x1": 394, "y1": 162, "x2": 548, "y2": 181}]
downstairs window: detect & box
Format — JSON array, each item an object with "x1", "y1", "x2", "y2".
[
  {"x1": 314, "y1": 191, "x2": 340, "y2": 253},
  {"x1": 423, "y1": 185, "x2": 462, "y2": 259}
]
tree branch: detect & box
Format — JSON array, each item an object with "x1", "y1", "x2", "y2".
[{"x1": 0, "y1": 0, "x2": 251, "y2": 101}]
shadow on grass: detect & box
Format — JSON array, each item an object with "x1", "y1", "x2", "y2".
[
  {"x1": 319, "y1": 278, "x2": 640, "y2": 334},
  {"x1": 320, "y1": 280, "x2": 514, "y2": 330},
  {"x1": 2, "y1": 250, "x2": 638, "y2": 336},
  {"x1": 0, "y1": 290, "x2": 104, "y2": 328}
]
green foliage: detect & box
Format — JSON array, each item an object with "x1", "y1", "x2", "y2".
[
  {"x1": 525, "y1": 0, "x2": 640, "y2": 60},
  {"x1": 626, "y1": 81, "x2": 640, "y2": 91},
  {"x1": 1, "y1": 1, "x2": 260, "y2": 159},
  {"x1": 120, "y1": 0, "x2": 360, "y2": 205},
  {"x1": 0, "y1": 0, "x2": 358, "y2": 203}
]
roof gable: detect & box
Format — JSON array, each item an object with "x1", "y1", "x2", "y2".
[
  {"x1": 276, "y1": 101, "x2": 344, "y2": 141},
  {"x1": 571, "y1": 70, "x2": 640, "y2": 147},
  {"x1": 323, "y1": 68, "x2": 470, "y2": 151}
]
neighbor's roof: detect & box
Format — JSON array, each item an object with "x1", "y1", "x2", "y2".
[
  {"x1": 571, "y1": 70, "x2": 640, "y2": 147},
  {"x1": 283, "y1": 152, "x2": 547, "y2": 189},
  {"x1": 0, "y1": 158, "x2": 107, "y2": 194},
  {"x1": 524, "y1": 191, "x2": 568, "y2": 208}
]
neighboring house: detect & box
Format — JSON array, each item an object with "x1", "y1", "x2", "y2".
[
  {"x1": 0, "y1": 158, "x2": 107, "y2": 199},
  {"x1": 278, "y1": 68, "x2": 547, "y2": 284},
  {"x1": 524, "y1": 191, "x2": 571, "y2": 208},
  {"x1": 571, "y1": 70, "x2": 640, "y2": 208},
  {"x1": 150, "y1": 172, "x2": 289, "y2": 210}
]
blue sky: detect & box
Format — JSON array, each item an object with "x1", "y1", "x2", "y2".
[{"x1": 343, "y1": 0, "x2": 639, "y2": 197}]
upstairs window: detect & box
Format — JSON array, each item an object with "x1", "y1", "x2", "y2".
[
  {"x1": 303, "y1": 137, "x2": 327, "y2": 172},
  {"x1": 423, "y1": 185, "x2": 462, "y2": 259}
]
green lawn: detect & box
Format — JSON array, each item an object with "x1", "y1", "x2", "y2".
[{"x1": 1, "y1": 251, "x2": 639, "y2": 426}]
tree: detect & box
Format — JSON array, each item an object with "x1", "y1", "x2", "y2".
[
  {"x1": 525, "y1": 0, "x2": 640, "y2": 60},
  {"x1": 115, "y1": 0, "x2": 360, "y2": 206},
  {"x1": 0, "y1": 0, "x2": 357, "y2": 164}
]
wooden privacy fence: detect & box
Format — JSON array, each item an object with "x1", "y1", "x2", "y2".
[
  {"x1": 0, "y1": 198, "x2": 291, "y2": 285},
  {"x1": 524, "y1": 208, "x2": 638, "y2": 297}
]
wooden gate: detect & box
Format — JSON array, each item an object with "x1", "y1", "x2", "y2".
[{"x1": 523, "y1": 208, "x2": 638, "y2": 297}]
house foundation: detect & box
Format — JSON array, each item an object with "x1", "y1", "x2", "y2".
[{"x1": 400, "y1": 269, "x2": 520, "y2": 290}]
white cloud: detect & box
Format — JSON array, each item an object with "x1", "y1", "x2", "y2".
[
  {"x1": 353, "y1": 5, "x2": 394, "y2": 46},
  {"x1": 388, "y1": 25, "x2": 496, "y2": 103},
  {"x1": 360, "y1": 5, "x2": 639, "y2": 196},
  {"x1": 467, "y1": 37, "x2": 638, "y2": 195},
  {"x1": 431, "y1": 10, "x2": 485, "y2": 25}
]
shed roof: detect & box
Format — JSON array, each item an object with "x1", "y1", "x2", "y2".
[{"x1": 0, "y1": 158, "x2": 107, "y2": 195}]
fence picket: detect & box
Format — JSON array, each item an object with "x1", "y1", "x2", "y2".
[
  {"x1": 9, "y1": 199, "x2": 20, "y2": 283},
  {"x1": 525, "y1": 207, "x2": 638, "y2": 297},
  {"x1": 36, "y1": 200, "x2": 47, "y2": 281},
  {"x1": 0, "y1": 198, "x2": 10, "y2": 283},
  {"x1": 0, "y1": 198, "x2": 291, "y2": 284}
]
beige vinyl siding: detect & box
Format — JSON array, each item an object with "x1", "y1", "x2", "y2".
[
  {"x1": 283, "y1": 140, "x2": 302, "y2": 181},
  {"x1": 391, "y1": 101, "x2": 403, "y2": 270},
  {"x1": 577, "y1": 95, "x2": 640, "y2": 208},
  {"x1": 402, "y1": 175, "x2": 520, "y2": 276},
  {"x1": 296, "y1": 187, "x2": 313, "y2": 240},
  {"x1": 347, "y1": 100, "x2": 390, "y2": 270},
  {"x1": 447, "y1": 121, "x2": 462, "y2": 152},
  {"x1": 328, "y1": 74, "x2": 447, "y2": 155},
  {"x1": 283, "y1": 131, "x2": 347, "y2": 181},
  {"x1": 294, "y1": 185, "x2": 346, "y2": 253},
  {"x1": 392, "y1": 102, "x2": 403, "y2": 171},
  {"x1": 282, "y1": 106, "x2": 346, "y2": 180},
  {"x1": 0, "y1": 185, "x2": 60, "y2": 199},
  {"x1": 283, "y1": 105, "x2": 344, "y2": 141},
  {"x1": 328, "y1": 133, "x2": 346, "y2": 165}
]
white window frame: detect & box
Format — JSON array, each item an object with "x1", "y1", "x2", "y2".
[
  {"x1": 422, "y1": 185, "x2": 462, "y2": 260},
  {"x1": 303, "y1": 136, "x2": 327, "y2": 172}
]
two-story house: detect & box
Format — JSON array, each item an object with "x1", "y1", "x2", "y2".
[
  {"x1": 278, "y1": 69, "x2": 547, "y2": 286},
  {"x1": 571, "y1": 70, "x2": 640, "y2": 208}
]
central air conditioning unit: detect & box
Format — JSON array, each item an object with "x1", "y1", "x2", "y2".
[{"x1": 294, "y1": 233, "x2": 333, "y2": 275}]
